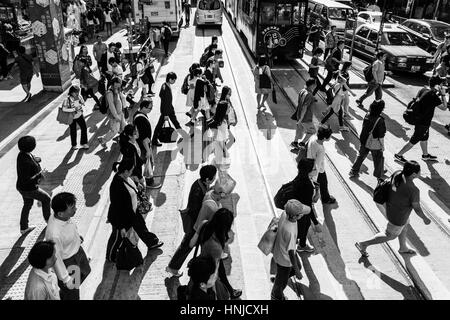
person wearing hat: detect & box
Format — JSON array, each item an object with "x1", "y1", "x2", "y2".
[{"x1": 271, "y1": 199, "x2": 311, "y2": 300}]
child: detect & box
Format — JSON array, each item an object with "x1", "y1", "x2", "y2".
[{"x1": 309, "y1": 47, "x2": 323, "y2": 96}]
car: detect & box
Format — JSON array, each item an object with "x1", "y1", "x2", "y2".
[
  {"x1": 400, "y1": 19, "x2": 450, "y2": 54},
  {"x1": 356, "y1": 11, "x2": 382, "y2": 28},
  {"x1": 345, "y1": 23, "x2": 434, "y2": 74}
]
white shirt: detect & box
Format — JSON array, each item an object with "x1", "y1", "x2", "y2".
[
  {"x1": 107, "y1": 51, "x2": 115, "y2": 72},
  {"x1": 272, "y1": 211, "x2": 297, "y2": 267},
  {"x1": 24, "y1": 268, "x2": 60, "y2": 300},
  {"x1": 45, "y1": 214, "x2": 81, "y2": 282},
  {"x1": 307, "y1": 135, "x2": 326, "y2": 176},
  {"x1": 112, "y1": 64, "x2": 123, "y2": 79}
]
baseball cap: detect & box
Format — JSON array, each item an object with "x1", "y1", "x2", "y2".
[{"x1": 285, "y1": 199, "x2": 311, "y2": 218}]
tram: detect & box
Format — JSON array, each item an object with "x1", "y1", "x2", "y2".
[
  {"x1": 196, "y1": 0, "x2": 224, "y2": 27},
  {"x1": 226, "y1": 0, "x2": 309, "y2": 60}
]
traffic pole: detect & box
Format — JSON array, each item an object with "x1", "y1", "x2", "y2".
[
  {"x1": 375, "y1": 0, "x2": 387, "y2": 52},
  {"x1": 349, "y1": 18, "x2": 357, "y2": 62}
]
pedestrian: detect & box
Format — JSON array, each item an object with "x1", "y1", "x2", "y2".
[
  {"x1": 79, "y1": 58, "x2": 101, "y2": 107},
  {"x1": 321, "y1": 75, "x2": 356, "y2": 131},
  {"x1": 271, "y1": 199, "x2": 310, "y2": 300},
  {"x1": 75, "y1": 45, "x2": 92, "y2": 69},
  {"x1": 394, "y1": 76, "x2": 448, "y2": 163},
  {"x1": 290, "y1": 79, "x2": 317, "y2": 151},
  {"x1": 133, "y1": 99, "x2": 162, "y2": 189},
  {"x1": 293, "y1": 159, "x2": 322, "y2": 253},
  {"x1": 309, "y1": 47, "x2": 323, "y2": 96},
  {"x1": 204, "y1": 36, "x2": 219, "y2": 54},
  {"x1": 62, "y1": 85, "x2": 89, "y2": 150},
  {"x1": 119, "y1": 124, "x2": 145, "y2": 188},
  {"x1": 97, "y1": 77, "x2": 127, "y2": 148},
  {"x1": 253, "y1": 56, "x2": 273, "y2": 110},
  {"x1": 95, "y1": 4, "x2": 104, "y2": 32},
  {"x1": 221, "y1": 86, "x2": 238, "y2": 128},
  {"x1": 321, "y1": 40, "x2": 345, "y2": 92},
  {"x1": 45, "y1": 192, "x2": 91, "y2": 300},
  {"x1": 106, "y1": 158, "x2": 164, "y2": 262},
  {"x1": 183, "y1": 0, "x2": 191, "y2": 27},
  {"x1": 323, "y1": 25, "x2": 337, "y2": 60},
  {"x1": 356, "y1": 51, "x2": 387, "y2": 107},
  {"x1": 24, "y1": 241, "x2": 60, "y2": 300},
  {"x1": 349, "y1": 100, "x2": 386, "y2": 181},
  {"x1": 307, "y1": 18, "x2": 322, "y2": 53},
  {"x1": 16, "y1": 136, "x2": 51, "y2": 235},
  {"x1": 104, "y1": 7, "x2": 113, "y2": 37},
  {"x1": 186, "y1": 67, "x2": 203, "y2": 126},
  {"x1": 433, "y1": 35, "x2": 450, "y2": 70},
  {"x1": 366, "y1": 0, "x2": 381, "y2": 11},
  {"x1": 265, "y1": 36, "x2": 275, "y2": 68},
  {"x1": 13, "y1": 46, "x2": 38, "y2": 102},
  {"x1": 355, "y1": 161, "x2": 431, "y2": 258},
  {"x1": 108, "y1": 57, "x2": 123, "y2": 80},
  {"x1": 93, "y1": 35, "x2": 107, "y2": 69},
  {"x1": 152, "y1": 72, "x2": 182, "y2": 147},
  {"x1": 340, "y1": 61, "x2": 353, "y2": 118},
  {"x1": 183, "y1": 256, "x2": 218, "y2": 300},
  {"x1": 166, "y1": 165, "x2": 217, "y2": 277},
  {"x1": 307, "y1": 126, "x2": 336, "y2": 204},
  {"x1": 161, "y1": 21, "x2": 173, "y2": 57},
  {"x1": 207, "y1": 49, "x2": 224, "y2": 86},
  {"x1": 100, "y1": 42, "x2": 117, "y2": 76},
  {"x1": 196, "y1": 208, "x2": 242, "y2": 299},
  {"x1": 206, "y1": 101, "x2": 232, "y2": 166},
  {"x1": 193, "y1": 76, "x2": 213, "y2": 123},
  {"x1": 0, "y1": 43, "x2": 12, "y2": 81},
  {"x1": 86, "y1": 6, "x2": 96, "y2": 39},
  {"x1": 203, "y1": 43, "x2": 217, "y2": 64}
]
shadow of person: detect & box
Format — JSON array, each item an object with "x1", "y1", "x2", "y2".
[
  {"x1": 256, "y1": 109, "x2": 277, "y2": 140},
  {"x1": 296, "y1": 254, "x2": 333, "y2": 300},
  {"x1": 421, "y1": 161, "x2": 450, "y2": 218},
  {"x1": 165, "y1": 276, "x2": 182, "y2": 300},
  {"x1": 92, "y1": 261, "x2": 117, "y2": 300},
  {"x1": 322, "y1": 203, "x2": 340, "y2": 250}
]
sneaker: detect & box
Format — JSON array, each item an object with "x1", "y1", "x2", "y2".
[
  {"x1": 185, "y1": 121, "x2": 194, "y2": 127},
  {"x1": 0, "y1": 76, "x2": 4, "y2": 81},
  {"x1": 80, "y1": 144, "x2": 89, "y2": 149},
  {"x1": 26, "y1": 94, "x2": 32, "y2": 102},
  {"x1": 165, "y1": 266, "x2": 183, "y2": 277},
  {"x1": 147, "y1": 240, "x2": 164, "y2": 250},
  {"x1": 323, "y1": 196, "x2": 336, "y2": 205},
  {"x1": 7, "y1": 75, "x2": 13, "y2": 80},
  {"x1": 221, "y1": 252, "x2": 229, "y2": 260},
  {"x1": 230, "y1": 289, "x2": 242, "y2": 299},
  {"x1": 422, "y1": 154, "x2": 438, "y2": 161},
  {"x1": 185, "y1": 112, "x2": 192, "y2": 117},
  {"x1": 349, "y1": 170, "x2": 359, "y2": 178},
  {"x1": 71, "y1": 145, "x2": 78, "y2": 150},
  {"x1": 339, "y1": 126, "x2": 349, "y2": 132},
  {"x1": 297, "y1": 244, "x2": 315, "y2": 253},
  {"x1": 355, "y1": 99, "x2": 363, "y2": 106},
  {"x1": 20, "y1": 226, "x2": 36, "y2": 235},
  {"x1": 394, "y1": 154, "x2": 407, "y2": 163},
  {"x1": 290, "y1": 141, "x2": 299, "y2": 149}
]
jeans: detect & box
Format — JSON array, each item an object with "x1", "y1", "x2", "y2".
[
  {"x1": 0, "y1": 58, "x2": 9, "y2": 77},
  {"x1": 81, "y1": 88, "x2": 101, "y2": 106},
  {"x1": 321, "y1": 107, "x2": 343, "y2": 126},
  {"x1": 297, "y1": 215, "x2": 312, "y2": 247},
  {"x1": 69, "y1": 115, "x2": 88, "y2": 146},
  {"x1": 152, "y1": 113, "x2": 181, "y2": 144},
  {"x1": 18, "y1": 188, "x2": 51, "y2": 230},
  {"x1": 271, "y1": 264, "x2": 294, "y2": 300},
  {"x1": 163, "y1": 40, "x2": 170, "y2": 56},
  {"x1": 106, "y1": 226, "x2": 122, "y2": 262},
  {"x1": 168, "y1": 230, "x2": 195, "y2": 270},
  {"x1": 132, "y1": 211, "x2": 160, "y2": 248},
  {"x1": 105, "y1": 22, "x2": 113, "y2": 36},
  {"x1": 351, "y1": 145, "x2": 384, "y2": 178},
  {"x1": 317, "y1": 171, "x2": 332, "y2": 202},
  {"x1": 359, "y1": 81, "x2": 383, "y2": 103},
  {"x1": 312, "y1": 76, "x2": 322, "y2": 96}
]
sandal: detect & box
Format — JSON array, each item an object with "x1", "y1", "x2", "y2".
[
  {"x1": 355, "y1": 242, "x2": 369, "y2": 258},
  {"x1": 398, "y1": 249, "x2": 416, "y2": 255}
]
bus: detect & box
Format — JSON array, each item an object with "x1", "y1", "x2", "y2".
[
  {"x1": 228, "y1": 0, "x2": 309, "y2": 60},
  {"x1": 141, "y1": 0, "x2": 183, "y2": 37},
  {"x1": 196, "y1": 0, "x2": 224, "y2": 27}
]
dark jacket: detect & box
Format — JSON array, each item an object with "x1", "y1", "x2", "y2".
[
  {"x1": 292, "y1": 176, "x2": 318, "y2": 225},
  {"x1": 159, "y1": 82, "x2": 174, "y2": 115},
  {"x1": 193, "y1": 78, "x2": 207, "y2": 109},
  {"x1": 134, "y1": 111, "x2": 152, "y2": 158},
  {"x1": 359, "y1": 114, "x2": 386, "y2": 146},
  {"x1": 187, "y1": 179, "x2": 208, "y2": 223},
  {"x1": 107, "y1": 174, "x2": 136, "y2": 230},
  {"x1": 16, "y1": 152, "x2": 42, "y2": 192},
  {"x1": 119, "y1": 140, "x2": 144, "y2": 180}
]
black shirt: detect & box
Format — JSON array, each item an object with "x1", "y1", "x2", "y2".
[
  {"x1": 309, "y1": 56, "x2": 319, "y2": 78},
  {"x1": 292, "y1": 176, "x2": 318, "y2": 225},
  {"x1": 359, "y1": 114, "x2": 386, "y2": 145},
  {"x1": 415, "y1": 87, "x2": 442, "y2": 127},
  {"x1": 331, "y1": 48, "x2": 342, "y2": 71},
  {"x1": 16, "y1": 152, "x2": 42, "y2": 192},
  {"x1": 134, "y1": 111, "x2": 152, "y2": 157}
]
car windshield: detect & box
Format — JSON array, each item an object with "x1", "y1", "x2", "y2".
[
  {"x1": 328, "y1": 7, "x2": 354, "y2": 20},
  {"x1": 383, "y1": 32, "x2": 415, "y2": 46},
  {"x1": 431, "y1": 25, "x2": 450, "y2": 41},
  {"x1": 198, "y1": 0, "x2": 221, "y2": 10}
]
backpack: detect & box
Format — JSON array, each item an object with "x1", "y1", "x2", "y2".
[
  {"x1": 403, "y1": 89, "x2": 430, "y2": 126},
  {"x1": 363, "y1": 64, "x2": 373, "y2": 83},
  {"x1": 373, "y1": 174, "x2": 394, "y2": 204},
  {"x1": 274, "y1": 180, "x2": 296, "y2": 209},
  {"x1": 181, "y1": 74, "x2": 190, "y2": 95},
  {"x1": 99, "y1": 94, "x2": 108, "y2": 114},
  {"x1": 199, "y1": 51, "x2": 209, "y2": 67}
]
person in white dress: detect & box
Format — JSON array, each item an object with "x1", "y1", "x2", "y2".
[{"x1": 186, "y1": 67, "x2": 203, "y2": 125}]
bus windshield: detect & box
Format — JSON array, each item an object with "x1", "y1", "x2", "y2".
[
  {"x1": 328, "y1": 7, "x2": 354, "y2": 20},
  {"x1": 198, "y1": 0, "x2": 221, "y2": 10}
]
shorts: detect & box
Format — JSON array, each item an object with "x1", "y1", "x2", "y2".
[
  {"x1": 385, "y1": 220, "x2": 409, "y2": 238},
  {"x1": 410, "y1": 125, "x2": 429, "y2": 145},
  {"x1": 296, "y1": 121, "x2": 316, "y2": 136},
  {"x1": 20, "y1": 74, "x2": 33, "y2": 85}
]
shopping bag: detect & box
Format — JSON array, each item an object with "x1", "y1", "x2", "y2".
[
  {"x1": 158, "y1": 120, "x2": 177, "y2": 143},
  {"x1": 257, "y1": 217, "x2": 279, "y2": 255},
  {"x1": 116, "y1": 237, "x2": 143, "y2": 271},
  {"x1": 56, "y1": 106, "x2": 74, "y2": 125}
]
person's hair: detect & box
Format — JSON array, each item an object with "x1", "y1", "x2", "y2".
[
  {"x1": 215, "y1": 49, "x2": 223, "y2": 56},
  {"x1": 112, "y1": 157, "x2": 135, "y2": 174},
  {"x1": 208, "y1": 101, "x2": 228, "y2": 129},
  {"x1": 18, "y1": 46, "x2": 26, "y2": 54},
  {"x1": 205, "y1": 59, "x2": 214, "y2": 68},
  {"x1": 187, "y1": 256, "x2": 216, "y2": 286},
  {"x1": 51, "y1": 192, "x2": 77, "y2": 213},
  {"x1": 297, "y1": 158, "x2": 315, "y2": 177},
  {"x1": 330, "y1": 25, "x2": 336, "y2": 30},
  {"x1": 376, "y1": 51, "x2": 386, "y2": 59},
  {"x1": 166, "y1": 72, "x2": 177, "y2": 82},
  {"x1": 199, "y1": 165, "x2": 217, "y2": 182},
  {"x1": 317, "y1": 125, "x2": 333, "y2": 140},
  {"x1": 192, "y1": 68, "x2": 202, "y2": 79},
  {"x1": 211, "y1": 36, "x2": 218, "y2": 43},
  {"x1": 189, "y1": 63, "x2": 201, "y2": 79},
  {"x1": 79, "y1": 45, "x2": 88, "y2": 56},
  {"x1": 108, "y1": 57, "x2": 117, "y2": 64},
  {"x1": 219, "y1": 86, "x2": 231, "y2": 101},
  {"x1": 139, "y1": 99, "x2": 152, "y2": 110},
  {"x1": 208, "y1": 44, "x2": 218, "y2": 53},
  {"x1": 68, "y1": 85, "x2": 80, "y2": 96},
  {"x1": 337, "y1": 40, "x2": 345, "y2": 47},
  {"x1": 115, "y1": 42, "x2": 122, "y2": 49},
  {"x1": 342, "y1": 61, "x2": 352, "y2": 72},
  {"x1": 18, "y1": 135, "x2": 36, "y2": 153},
  {"x1": 28, "y1": 241, "x2": 55, "y2": 269},
  {"x1": 258, "y1": 56, "x2": 267, "y2": 67},
  {"x1": 109, "y1": 76, "x2": 122, "y2": 88},
  {"x1": 108, "y1": 42, "x2": 116, "y2": 49},
  {"x1": 393, "y1": 160, "x2": 420, "y2": 188},
  {"x1": 369, "y1": 100, "x2": 385, "y2": 116},
  {"x1": 138, "y1": 52, "x2": 147, "y2": 60},
  {"x1": 200, "y1": 208, "x2": 234, "y2": 248},
  {"x1": 313, "y1": 47, "x2": 323, "y2": 56},
  {"x1": 306, "y1": 78, "x2": 316, "y2": 87},
  {"x1": 429, "y1": 75, "x2": 444, "y2": 87}
]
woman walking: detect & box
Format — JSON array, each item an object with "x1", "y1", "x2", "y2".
[
  {"x1": 75, "y1": 45, "x2": 92, "y2": 69},
  {"x1": 62, "y1": 85, "x2": 89, "y2": 150},
  {"x1": 253, "y1": 56, "x2": 273, "y2": 110},
  {"x1": 119, "y1": 124, "x2": 145, "y2": 189},
  {"x1": 349, "y1": 100, "x2": 386, "y2": 182},
  {"x1": 183, "y1": 256, "x2": 219, "y2": 300},
  {"x1": 104, "y1": 7, "x2": 113, "y2": 37},
  {"x1": 79, "y1": 58, "x2": 101, "y2": 107},
  {"x1": 206, "y1": 101, "x2": 231, "y2": 167},
  {"x1": 186, "y1": 66, "x2": 203, "y2": 126},
  {"x1": 340, "y1": 61, "x2": 353, "y2": 118}
]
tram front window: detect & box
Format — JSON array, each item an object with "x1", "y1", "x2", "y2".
[
  {"x1": 260, "y1": 3, "x2": 276, "y2": 24},
  {"x1": 276, "y1": 4, "x2": 292, "y2": 25}
]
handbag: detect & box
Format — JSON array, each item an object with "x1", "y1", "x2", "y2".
[
  {"x1": 115, "y1": 237, "x2": 143, "y2": 271},
  {"x1": 272, "y1": 87, "x2": 277, "y2": 104},
  {"x1": 56, "y1": 99, "x2": 75, "y2": 125},
  {"x1": 122, "y1": 178, "x2": 153, "y2": 216},
  {"x1": 365, "y1": 117, "x2": 384, "y2": 150},
  {"x1": 158, "y1": 120, "x2": 177, "y2": 143},
  {"x1": 257, "y1": 216, "x2": 280, "y2": 255}
]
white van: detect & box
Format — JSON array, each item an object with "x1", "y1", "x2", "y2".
[{"x1": 308, "y1": 0, "x2": 355, "y2": 35}]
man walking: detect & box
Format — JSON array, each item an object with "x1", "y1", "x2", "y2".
[
  {"x1": 323, "y1": 26, "x2": 337, "y2": 60},
  {"x1": 93, "y1": 35, "x2": 107, "y2": 70},
  {"x1": 183, "y1": 1, "x2": 191, "y2": 27},
  {"x1": 321, "y1": 40, "x2": 345, "y2": 92},
  {"x1": 152, "y1": 72, "x2": 182, "y2": 147},
  {"x1": 355, "y1": 161, "x2": 431, "y2": 258},
  {"x1": 394, "y1": 76, "x2": 448, "y2": 163},
  {"x1": 14, "y1": 46, "x2": 38, "y2": 102},
  {"x1": 271, "y1": 199, "x2": 310, "y2": 300},
  {"x1": 133, "y1": 99, "x2": 162, "y2": 189},
  {"x1": 307, "y1": 19, "x2": 322, "y2": 53},
  {"x1": 45, "y1": 192, "x2": 91, "y2": 300},
  {"x1": 160, "y1": 22, "x2": 172, "y2": 57},
  {"x1": 290, "y1": 79, "x2": 317, "y2": 151},
  {"x1": 356, "y1": 51, "x2": 387, "y2": 107},
  {"x1": 207, "y1": 49, "x2": 224, "y2": 85}
]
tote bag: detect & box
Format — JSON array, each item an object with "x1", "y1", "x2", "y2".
[
  {"x1": 365, "y1": 117, "x2": 384, "y2": 150},
  {"x1": 257, "y1": 216, "x2": 280, "y2": 255}
]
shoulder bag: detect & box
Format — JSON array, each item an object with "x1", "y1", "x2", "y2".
[
  {"x1": 122, "y1": 178, "x2": 153, "y2": 216},
  {"x1": 257, "y1": 216, "x2": 280, "y2": 255},
  {"x1": 56, "y1": 98, "x2": 75, "y2": 125},
  {"x1": 365, "y1": 117, "x2": 384, "y2": 150},
  {"x1": 158, "y1": 120, "x2": 177, "y2": 143}
]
